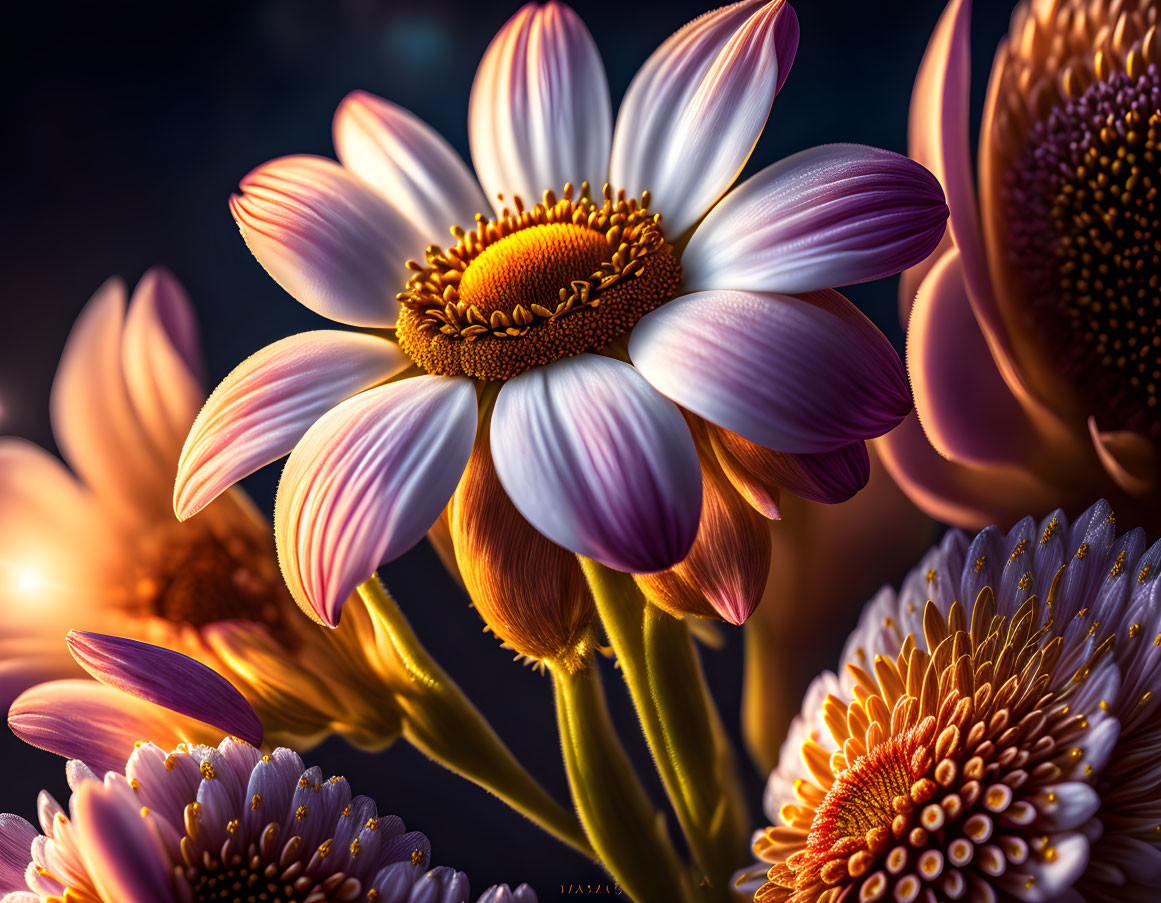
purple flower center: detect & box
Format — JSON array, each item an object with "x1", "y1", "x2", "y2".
[{"x1": 1005, "y1": 64, "x2": 1161, "y2": 435}]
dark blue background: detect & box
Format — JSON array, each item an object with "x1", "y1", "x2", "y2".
[{"x1": 0, "y1": 0, "x2": 1013, "y2": 896}]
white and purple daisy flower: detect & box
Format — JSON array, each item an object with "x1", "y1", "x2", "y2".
[
  {"x1": 742, "y1": 500, "x2": 1161, "y2": 902},
  {"x1": 173, "y1": 0, "x2": 948, "y2": 632}
]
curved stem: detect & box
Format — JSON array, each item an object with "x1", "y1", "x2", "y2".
[
  {"x1": 357, "y1": 575, "x2": 593, "y2": 859},
  {"x1": 554, "y1": 663, "x2": 693, "y2": 903},
  {"x1": 579, "y1": 559, "x2": 748, "y2": 899}
]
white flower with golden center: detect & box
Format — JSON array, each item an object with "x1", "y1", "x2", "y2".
[{"x1": 175, "y1": 0, "x2": 949, "y2": 642}]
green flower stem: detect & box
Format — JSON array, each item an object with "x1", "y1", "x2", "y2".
[
  {"x1": 579, "y1": 558, "x2": 748, "y2": 899},
  {"x1": 357, "y1": 575, "x2": 593, "y2": 860},
  {"x1": 553, "y1": 663, "x2": 693, "y2": 903}
]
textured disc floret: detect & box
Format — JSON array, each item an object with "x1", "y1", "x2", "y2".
[
  {"x1": 754, "y1": 586, "x2": 1107, "y2": 903},
  {"x1": 743, "y1": 501, "x2": 1161, "y2": 902},
  {"x1": 8, "y1": 738, "x2": 471, "y2": 903},
  {"x1": 1005, "y1": 64, "x2": 1161, "y2": 435},
  {"x1": 395, "y1": 183, "x2": 681, "y2": 381}
]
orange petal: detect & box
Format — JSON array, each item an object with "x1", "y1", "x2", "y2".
[
  {"x1": 1088, "y1": 418, "x2": 1159, "y2": 496},
  {"x1": 636, "y1": 446, "x2": 771, "y2": 626},
  {"x1": 449, "y1": 425, "x2": 594, "y2": 670}
]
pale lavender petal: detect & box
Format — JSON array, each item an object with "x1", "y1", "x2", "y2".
[
  {"x1": 8, "y1": 681, "x2": 195, "y2": 776},
  {"x1": 120, "y1": 267, "x2": 207, "y2": 465},
  {"x1": 230, "y1": 155, "x2": 424, "y2": 327},
  {"x1": 174, "y1": 330, "x2": 408, "y2": 519},
  {"x1": 477, "y1": 885, "x2": 538, "y2": 903},
  {"x1": 408, "y1": 867, "x2": 470, "y2": 903},
  {"x1": 609, "y1": 0, "x2": 796, "y2": 236},
  {"x1": 67, "y1": 631, "x2": 262, "y2": 746},
  {"x1": 469, "y1": 2, "x2": 611, "y2": 210},
  {"x1": 909, "y1": 250, "x2": 1045, "y2": 466},
  {"x1": 1002, "y1": 833, "x2": 1089, "y2": 902},
  {"x1": 682, "y1": 144, "x2": 948, "y2": 293},
  {"x1": 0, "y1": 815, "x2": 36, "y2": 893},
  {"x1": 490, "y1": 354, "x2": 701, "y2": 573},
  {"x1": 334, "y1": 91, "x2": 490, "y2": 246},
  {"x1": 274, "y1": 376, "x2": 477, "y2": 626},
  {"x1": 72, "y1": 779, "x2": 176, "y2": 903},
  {"x1": 629, "y1": 289, "x2": 910, "y2": 453}
]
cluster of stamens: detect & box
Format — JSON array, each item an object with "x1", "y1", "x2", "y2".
[
  {"x1": 754, "y1": 582, "x2": 1107, "y2": 903},
  {"x1": 1005, "y1": 63, "x2": 1161, "y2": 434},
  {"x1": 395, "y1": 182, "x2": 680, "y2": 381}
]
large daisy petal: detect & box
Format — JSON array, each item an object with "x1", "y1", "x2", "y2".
[
  {"x1": 274, "y1": 376, "x2": 477, "y2": 626},
  {"x1": 174, "y1": 331, "x2": 408, "y2": 520},
  {"x1": 609, "y1": 0, "x2": 797, "y2": 237},
  {"x1": 334, "y1": 91, "x2": 490, "y2": 246},
  {"x1": 230, "y1": 155, "x2": 424, "y2": 327},
  {"x1": 469, "y1": 1, "x2": 611, "y2": 210},
  {"x1": 490, "y1": 354, "x2": 701, "y2": 573},
  {"x1": 682, "y1": 144, "x2": 948, "y2": 294},
  {"x1": 629, "y1": 289, "x2": 910, "y2": 454}
]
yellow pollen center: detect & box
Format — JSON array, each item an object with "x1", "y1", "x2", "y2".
[
  {"x1": 395, "y1": 182, "x2": 681, "y2": 382},
  {"x1": 458, "y1": 223, "x2": 609, "y2": 318}
]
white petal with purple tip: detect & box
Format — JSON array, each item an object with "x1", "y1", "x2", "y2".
[
  {"x1": 230, "y1": 155, "x2": 425, "y2": 327},
  {"x1": 629, "y1": 289, "x2": 910, "y2": 453},
  {"x1": 274, "y1": 376, "x2": 477, "y2": 626},
  {"x1": 174, "y1": 330, "x2": 408, "y2": 519},
  {"x1": 609, "y1": 0, "x2": 796, "y2": 236},
  {"x1": 490, "y1": 354, "x2": 701, "y2": 573},
  {"x1": 335, "y1": 91, "x2": 491, "y2": 246},
  {"x1": 681, "y1": 144, "x2": 948, "y2": 294},
  {"x1": 469, "y1": 2, "x2": 611, "y2": 211}
]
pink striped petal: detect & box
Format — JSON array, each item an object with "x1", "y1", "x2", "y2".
[
  {"x1": 120, "y1": 267, "x2": 206, "y2": 465},
  {"x1": 8, "y1": 680, "x2": 201, "y2": 777},
  {"x1": 334, "y1": 90, "x2": 490, "y2": 246},
  {"x1": 50, "y1": 278, "x2": 172, "y2": 521},
  {"x1": 490, "y1": 354, "x2": 701, "y2": 573},
  {"x1": 909, "y1": 250, "x2": 1044, "y2": 466},
  {"x1": 682, "y1": 144, "x2": 948, "y2": 293},
  {"x1": 72, "y1": 778, "x2": 175, "y2": 903},
  {"x1": 469, "y1": 2, "x2": 611, "y2": 210},
  {"x1": 630, "y1": 289, "x2": 910, "y2": 454},
  {"x1": 174, "y1": 330, "x2": 408, "y2": 520},
  {"x1": 67, "y1": 631, "x2": 262, "y2": 746},
  {"x1": 230, "y1": 155, "x2": 424, "y2": 327},
  {"x1": 274, "y1": 376, "x2": 477, "y2": 626},
  {"x1": 609, "y1": 0, "x2": 796, "y2": 237}
]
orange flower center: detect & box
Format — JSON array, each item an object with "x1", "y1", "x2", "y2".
[{"x1": 395, "y1": 183, "x2": 681, "y2": 381}]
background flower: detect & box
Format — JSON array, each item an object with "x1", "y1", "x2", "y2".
[
  {"x1": 746, "y1": 500, "x2": 1161, "y2": 901},
  {"x1": 879, "y1": 0, "x2": 1161, "y2": 532},
  {"x1": 0, "y1": 269, "x2": 401, "y2": 750}
]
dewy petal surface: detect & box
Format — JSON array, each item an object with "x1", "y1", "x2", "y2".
[
  {"x1": 682, "y1": 144, "x2": 948, "y2": 294},
  {"x1": 230, "y1": 155, "x2": 425, "y2": 327},
  {"x1": 630, "y1": 289, "x2": 910, "y2": 454},
  {"x1": 609, "y1": 0, "x2": 796, "y2": 237},
  {"x1": 334, "y1": 90, "x2": 491, "y2": 247},
  {"x1": 174, "y1": 330, "x2": 408, "y2": 519},
  {"x1": 274, "y1": 376, "x2": 477, "y2": 626},
  {"x1": 469, "y1": 1, "x2": 611, "y2": 210},
  {"x1": 67, "y1": 631, "x2": 263, "y2": 747},
  {"x1": 490, "y1": 354, "x2": 701, "y2": 573}
]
